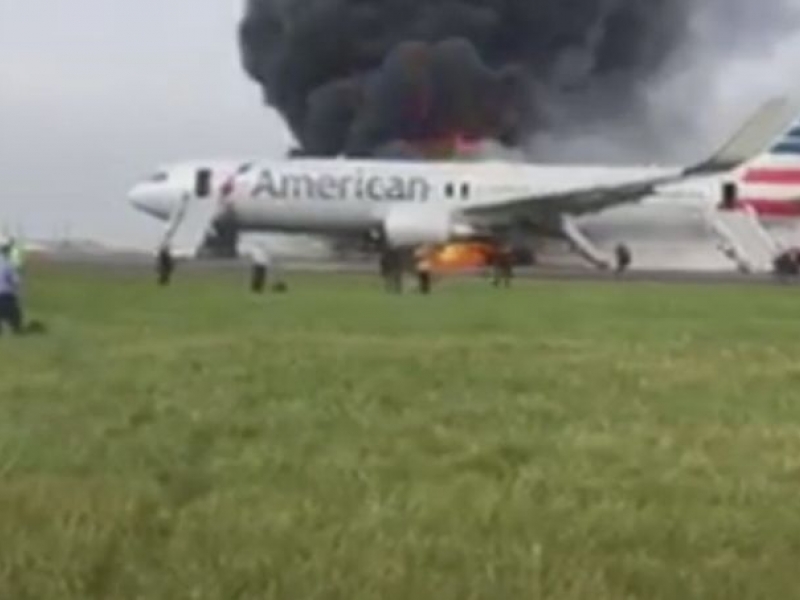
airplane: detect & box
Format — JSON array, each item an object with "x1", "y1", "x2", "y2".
[
  {"x1": 127, "y1": 159, "x2": 251, "y2": 258},
  {"x1": 127, "y1": 97, "x2": 799, "y2": 278},
  {"x1": 638, "y1": 113, "x2": 800, "y2": 273},
  {"x1": 563, "y1": 114, "x2": 800, "y2": 274}
]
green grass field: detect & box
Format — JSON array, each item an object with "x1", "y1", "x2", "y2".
[{"x1": 2, "y1": 263, "x2": 800, "y2": 599}]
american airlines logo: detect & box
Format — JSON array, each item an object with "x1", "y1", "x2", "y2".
[{"x1": 251, "y1": 169, "x2": 432, "y2": 202}]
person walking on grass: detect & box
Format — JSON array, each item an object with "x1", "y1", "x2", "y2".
[
  {"x1": 414, "y1": 245, "x2": 434, "y2": 294},
  {"x1": 248, "y1": 243, "x2": 270, "y2": 293},
  {"x1": 492, "y1": 244, "x2": 513, "y2": 288},
  {"x1": 156, "y1": 244, "x2": 175, "y2": 286},
  {"x1": 0, "y1": 236, "x2": 23, "y2": 335}
]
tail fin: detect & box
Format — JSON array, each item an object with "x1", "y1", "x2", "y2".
[
  {"x1": 733, "y1": 107, "x2": 800, "y2": 215},
  {"x1": 685, "y1": 97, "x2": 798, "y2": 177}
]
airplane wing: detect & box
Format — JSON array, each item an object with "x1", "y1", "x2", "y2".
[
  {"x1": 461, "y1": 97, "x2": 797, "y2": 222},
  {"x1": 462, "y1": 177, "x2": 664, "y2": 223}
]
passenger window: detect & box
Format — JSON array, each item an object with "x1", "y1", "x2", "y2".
[
  {"x1": 445, "y1": 183, "x2": 455, "y2": 199},
  {"x1": 461, "y1": 183, "x2": 470, "y2": 200}
]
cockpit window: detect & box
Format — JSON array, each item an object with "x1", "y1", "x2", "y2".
[
  {"x1": 149, "y1": 171, "x2": 169, "y2": 183},
  {"x1": 237, "y1": 162, "x2": 254, "y2": 174}
]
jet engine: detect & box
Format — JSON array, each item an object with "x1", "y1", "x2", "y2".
[{"x1": 382, "y1": 205, "x2": 476, "y2": 248}]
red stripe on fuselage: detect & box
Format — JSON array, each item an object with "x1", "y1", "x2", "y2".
[
  {"x1": 742, "y1": 169, "x2": 800, "y2": 185},
  {"x1": 734, "y1": 198, "x2": 800, "y2": 217}
]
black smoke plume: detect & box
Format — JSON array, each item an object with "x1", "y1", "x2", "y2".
[{"x1": 238, "y1": 0, "x2": 792, "y2": 158}]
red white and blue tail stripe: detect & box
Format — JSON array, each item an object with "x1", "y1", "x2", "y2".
[{"x1": 735, "y1": 119, "x2": 800, "y2": 217}]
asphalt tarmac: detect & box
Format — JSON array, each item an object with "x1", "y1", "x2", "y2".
[{"x1": 27, "y1": 249, "x2": 800, "y2": 287}]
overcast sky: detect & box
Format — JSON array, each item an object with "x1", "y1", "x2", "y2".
[
  {"x1": 0, "y1": 1, "x2": 293, "y2": 247},
  {"x1": 1, "y1": 1, "x2": 799, "y2": 249}
]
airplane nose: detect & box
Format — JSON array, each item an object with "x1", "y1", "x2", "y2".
[
  {"x1": 128, "y1": 184, "x2": 169, "y2": 219},
  {"x1": 127, "y1": 185, "x2": 147, "y2": 211}
]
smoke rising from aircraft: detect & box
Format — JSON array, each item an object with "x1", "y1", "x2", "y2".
[{"x1": 239, "y1": 0, "x2": 800, "y2": 159}]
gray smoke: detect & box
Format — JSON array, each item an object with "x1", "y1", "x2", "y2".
[
  {"x1": 239, "y1": 0, "x2": 800, "y2": 159},
  {"x1": 527, "y1": 0, "x2": 800, "y2": 164}
]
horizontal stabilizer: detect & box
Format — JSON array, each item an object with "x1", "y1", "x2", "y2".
[{"x1": 685, "y1": 97, "x2": 798, "y2": 176}]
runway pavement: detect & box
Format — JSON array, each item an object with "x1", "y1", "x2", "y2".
[{"x1": 25, "y1": 248, "x2": 800, "y2": 287}]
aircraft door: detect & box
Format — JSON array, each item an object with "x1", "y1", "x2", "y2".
[
  {"x1": 195, "y1": 168, "x2": 213, "y2": 199},
  {"x1": 721, "y1": 182, "x2": 738, "y2": 210}
]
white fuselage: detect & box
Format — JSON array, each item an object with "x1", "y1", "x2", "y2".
[
  {"x1": 125, "y1": 157, "x2": 800, "y2": 269},
  {"x1": 220, "y1": 158, "x2": 679, "y2": 234},
  {"x1": 126, "y1": 100, "x2": 800, "y2": 268}
]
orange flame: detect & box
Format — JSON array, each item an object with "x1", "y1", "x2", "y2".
[
  {"x1": 425, "y1": 242, "x2": 497, "y2": 271},
  {"x1": 410, "y1": 132, "x2": 481, "y2": 159}
]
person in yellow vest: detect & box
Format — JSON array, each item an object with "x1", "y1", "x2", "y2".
[{"x1": 7, "y1": 237, "x2": 24, "y2": 270}]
